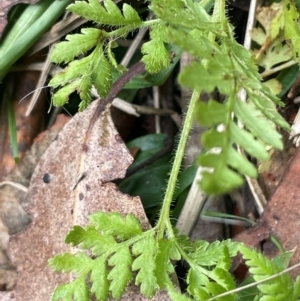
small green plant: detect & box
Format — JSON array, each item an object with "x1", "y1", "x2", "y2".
[{"x1": 48, "y1": 0, "x2": 300, "y2": 300}]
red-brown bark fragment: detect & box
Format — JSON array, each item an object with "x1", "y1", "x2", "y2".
[{"x1": 235, "y1": 146, "x2": 300, "y2": 277}]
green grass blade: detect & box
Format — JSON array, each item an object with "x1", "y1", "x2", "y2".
[
  {"x1": 4, "y1": 83, "x2": 19, "y2": 163},
  {"x1": 0, "y1": 0, "x2": 73, "y2": 80}
]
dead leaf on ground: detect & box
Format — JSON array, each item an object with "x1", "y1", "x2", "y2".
[
  {"x1": 0, "y1": 115, "x2": 69, "y2": 292},
  {"x1": 0, "y1": 0, "x2": 40, "y2": 37},
  {"x1": 234, "y1": 145, "x2": 300, "y2": 278},
  {"x1": 2, "y1": 100, "x2": 172, "y2": 300}
]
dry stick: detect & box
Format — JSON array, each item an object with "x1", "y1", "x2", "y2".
[
  {"x1": 85, "y1": 59, "x2": 175, "y2": 174},
  {"x1": 0, "y1": 181, "x2": 28, "y2": 192},
  {"x1": 83, "y1": 61, "x2": 146, "y2": 148}
]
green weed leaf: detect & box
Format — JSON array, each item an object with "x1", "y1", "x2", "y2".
[
  {"x1": 293, "y1": 276, "x2": 300, "y2": 299},
  {"x1": 89, "y1": 212, "x2": 143, "y2": 240},
  {"x1": 167, "y1": 284, "x2": 195, "y2": 301},
  {"x1": 166, "y1": 27, "x2": 221, "y2": 60},
  {"x1": 65, "y1": 225, "x2": 117, "y2": 255},
  {"x1": 90, "y1": 257, "x2": 109, "y2": 301},
  {"x1": 50, "y1": 46, "x2": 113, "y2": 109},
  {"x1": 240, "y1": 245, "x2": 294, "y2": 301},
  {"x1": 51, "y1": 80, "x2": 80, "y2": 107},
  {"x1": 48, "y1": 0, "x2": 300, "y2": 300},
  {"x1": 190, "y1": 240, "x2": 239, "y2": 266},
  {"x1": 107, "y1": 40, "x2": 125, "y2": 72},
  {"x1": 179, "y1": 59, "x2": 234, "y2": 95},
  {"x1": 233, "y1": 97, "x2": 283, "y2": 149},
  {"x1": 199, "y1": 159, "x2": 244, "y2": 194},
  {"x1": 49, "y1": 57, "x2": 91, "y2": 88},
  {"x1": 51, "y1": 276, "x2": 90, "y2": 301},
  {"x1": 91, "y1": 50, "x2": 113, "y2": 101},
  {"x1": 78, "y1": 75, "x2": 93, "y2": 111},
  {"x1": 49, "y1": 252, "x2": 92, "y2": 274},
  {"x1": 142, "y1": 25, "x2": 170, "y2": 74},
  {"x1": 150, "y1": 0, "x2": 222, "y2": 35},
  {"x1": 187, "y1": 244, "x2": 236, "y2": 300},
  {"x1": 49, "y1": 0, "x2": 144, "y2": 109},
  {"x1": 50, "y1": 28, "x2": 103, "y2": 63},
  {"x1": 187, "y1": 267, "x2": 211, "y2": 300},
  {"x1": 284, "y1": 0, "x2": 300, "y2": 60},
  {"x1": 132, "y1": 235, "x2": 157, "y2": 298},
  {"x1": 155, "y1": 239, "x2": 181, "y2": 289},
  {"x1": 229, "y1": 120, "x2": 269, "y2": 161},
  {"x1": 107, "y1": 246, "x2": 133, "y2": 299},
  {"x1": 67, "y1": 0, "x2": 142, "y2": 26}
]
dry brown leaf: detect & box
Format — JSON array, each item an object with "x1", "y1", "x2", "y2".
[
  {"x1": 3, "y1": 100, "x2": 171, "y2": 300},
  {"x1": 0, "y1": 115, "x2": 69, "y2": 291},
  {"x1": 0, "y1": 0, "x2": 40, "y2": 37}
]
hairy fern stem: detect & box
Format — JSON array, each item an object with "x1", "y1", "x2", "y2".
[{"x1": 156, "y1": 90, "x2": 200, "y2": 239}]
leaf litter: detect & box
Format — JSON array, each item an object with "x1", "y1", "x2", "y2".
[
  {"x1": 0, "y1": 115, "x2": 69, "y2": 295},
  {"x1": 0, "y1": 100, "x2": 172, "y2": 300},
  {"x1": 2, "y1": 0, "x2": 300, "y2": 299}
]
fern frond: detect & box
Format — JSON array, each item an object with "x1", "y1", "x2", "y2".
[
  {"x1": 155, "y1": 238, "x2": 181, "y2": 289},
  {"x1": 49, "y1": 56, "x2": 91, "y2": 88},
  {"x1": 150, "y1": 0, "x2": 222, "y2": 35},
  {"x1": 50, "y1": 28, "x2": 103, "y2": 63},
  {"x1": 91, "y1": 51, "x2": 113, "y2": 103},
  {"x1": 51, "y1": 276, "x2": 90, "y2": 301},
  {"x1": 49, "y1": 252, "x2": 93, "y2": 274},
  {"x1": 240, "y1": 245, "x2": 294, "y2": 301},
  {"x1": 49, "y1": 0, "x2": 145, "y2": 109},
  {"x1": 187, "y1": 245, "x2": 236, "y2": 300},
  {"x1": 189, "y1": 240, "x2": 239, "y2": 266},
  {"x1": 293, "y1": 276, "x2": 300, "y2": 300},
  {"x1": 65, "y1": 225, "x2": 117, "y2": 255},
  {"x1": 90, "y1": 257, "x2": 109, "y2": 301},
  {"x1": 89, "y1": 212, "x2": 143, "y2": 240},
  {"x1": 132, "y1": 235, "x2": 158, "y2": 298},
  {"x1": 173, "y1": 22, "x2": 290, "y2": 194},
  {"x1": 107, "y1": 246, "x2": 133, "y2": 299},
  {"x1": 50, "y1": 44, "x2": 113, "y2": 109},
  {"x1": 233, "y1": 97, "x2": 283, "y2": 149},
  {"x1": 283, "y1": 0, "x2": 300, "y2": 60},
  {"x1": 141, "y1": 25, "x2": 170, "y2": 74},
  {"x1": 51, "y1": 80, "x2": 81, "y2": 107},
  {"x1": 67, "y1": 0, "x2": 142, "y2": 27}
]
